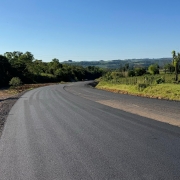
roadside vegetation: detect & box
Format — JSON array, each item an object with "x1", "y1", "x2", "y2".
[
  {"x1": 1, "y1": 50, "x2": 180, "y2": 101},
  {"x1": 0, "y1": 51, "x2": 104, "y2": 88},
  {"x1": 97, "y1": 51, "x2": 180, "y2": 101}
]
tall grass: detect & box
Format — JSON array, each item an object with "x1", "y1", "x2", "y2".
[
  {"x1": 97, "y1": 73, "x2": 180, "y2": 101},
  {"x1": 103, "y1": 74, "x2": 175, "y2": 85}
]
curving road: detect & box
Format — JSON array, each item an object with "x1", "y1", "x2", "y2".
[{"x1": 0, "y1": 81, "x2": 180, "y2": 180}]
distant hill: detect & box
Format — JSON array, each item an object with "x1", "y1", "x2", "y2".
[{"x1": 63, "y1": 58, "x2": 172, "y2": 69}]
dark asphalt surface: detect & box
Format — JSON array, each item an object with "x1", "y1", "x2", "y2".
[{"x1": 0, "y1": 81, "x2": 180, "y2": 180}]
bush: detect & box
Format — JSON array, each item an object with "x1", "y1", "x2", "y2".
[
  {"x1": 9, "y1": 77, "x2": 22, "y2": 87},
  {"x1": 148, "y1": 64, "x2": 159, "y2": 75},
  {"x1": 128, "y1": 70, "x2": 135, "y2": 77},
  {"x1": 111, "y1": 72, "x2": 124, "y2": 79},
  {"x1": 156, "y1": 77, "x2": 165, "y2": 84},
  {"x1": 135, "y1": 68, "x2": 146, "y2": 76},
  {"x1": 136, "y1": 83, "x2": 149, "y2": 91}
]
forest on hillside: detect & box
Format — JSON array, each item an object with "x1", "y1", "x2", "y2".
[{"x1": 0, "y1": 51, "x2": 104, "y2": 87}]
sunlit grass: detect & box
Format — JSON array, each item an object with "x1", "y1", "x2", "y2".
[{"x1": 96, "y1": 81, "x2": 180, "y2": 101}]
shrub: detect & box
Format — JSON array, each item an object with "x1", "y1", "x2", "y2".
[
  {"x1": 136, "y1": 83, "x2": 149, "y2": 91},
  {"x1": 111, "y1": 72, "x2": 124, "y2": 79},
  {"x1": 156, "y1": 77, "x2": 165, "y2": 84},
  {"x1": 128, "y1": 70, "x2": 135, "y2": 77},
  {"x1": 135, "y1": 68, "x2": 146, "y2": 76},
  {"x1": 103, "y1": 72, "x2": 113, "y2": 80},
  {"x1": 148, "y1": 64, "x2": 159, "y2": 75},
  {"x1": 9, "y1": 77, "x2": 22, "y2": 87}
]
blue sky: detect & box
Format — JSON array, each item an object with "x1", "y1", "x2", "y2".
[{"x1": 1, "y1": 0, "x2": 180, "y2": 62}]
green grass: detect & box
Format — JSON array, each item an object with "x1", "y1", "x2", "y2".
[
  {"x1": 143, "y1": 84, "x2": 180, "y2": 100},
  {"x1": 96, "y1": 81, "x2": 180, "y2": 101}
]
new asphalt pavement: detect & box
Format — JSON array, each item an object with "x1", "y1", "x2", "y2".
[{"x1": 0, "y1": 81, "x2": 180, "y2": 180}]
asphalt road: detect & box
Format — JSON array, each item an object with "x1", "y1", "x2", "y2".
[{"x1": 0, "y1": 81, "x2": 180, "y2": 180}]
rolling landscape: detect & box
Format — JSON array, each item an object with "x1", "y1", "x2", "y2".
[
  {"x1": 63, "y1": 57, "x2": 172, "y2": 69},
  {"x1": 0, "y1": 0, "x2": 180, "y2": 179}
]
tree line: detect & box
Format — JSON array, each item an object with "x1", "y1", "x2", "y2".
[
  {"x1": 0, "y1": 51, "x2": 104, "y2": 87},
  {"x1": 64, "y1": 58, "x2": 172, "y2": 69}
]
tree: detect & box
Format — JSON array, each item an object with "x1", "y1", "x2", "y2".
[
  {"x1": 148, "y1": 64, "x2": 159, "y2": 75},
  {"x1": 164, "y1": 63, "x2": 175, "y2": 73},
  {"x1": 2, "y1": 51, "x2": 104, "y2": 84},
  {"x1": 128, "y1": 70, "x2": 135, "y2": 77},
  {"x1": 48, "y1": 58, "x2": 62, "y2": 75},
  {"x1": 0, "y1": 55, "x2": 12, "y2": 87},
  {"x1": 4, "y1": 51, "x2": 34, "y2": 82},
  {"x1": 172, "y1": 50, "x2": 180, "y2": 81},
  {"x1": 124, "y1": 63, "x2": 129, "y2": 71},
  {"x1": 134, "y1": 67, "x2": 146, "y2": 76}
]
